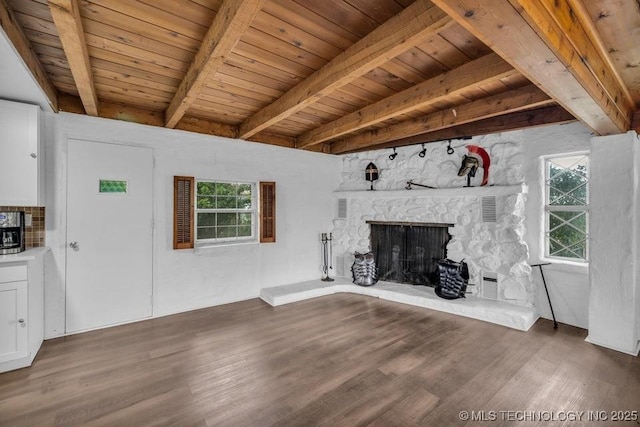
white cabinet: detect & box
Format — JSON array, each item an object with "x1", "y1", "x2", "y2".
[
  {"x1": 0, "y1": 267, "x2": 28, "y2": 363},
  {"x1": 0, "y1": 99, "x2": 43, "y2": 206},
  {"x1": 0, "y1": 249, "x2": 45, "y2": 373}
]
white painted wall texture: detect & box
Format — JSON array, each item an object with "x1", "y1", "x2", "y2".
[
  {"x1": 587, "y1": 131, "x2": 640, "y2": 355},
  {"x1": 44, "y1": 112, "x2": 341, "y2": 338}
]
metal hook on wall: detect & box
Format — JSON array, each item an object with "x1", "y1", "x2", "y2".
[
  {"x1": 418, "y1": 143, "x2": 426, "y2": 158},
  {"x1": 446, "y1": 140, "x2": 454, "y2": 155},
  {"x1": 389, "y1": 147, "x2": 398, "y2": 160}
]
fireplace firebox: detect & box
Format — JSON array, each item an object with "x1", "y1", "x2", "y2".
[{"x1": 368, "y1": 221, "x2": 452, "y2": 287}]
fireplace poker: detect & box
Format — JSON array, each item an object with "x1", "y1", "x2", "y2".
[{"x1": 530, "y1": 263, "x2": 558, "y2": 329}]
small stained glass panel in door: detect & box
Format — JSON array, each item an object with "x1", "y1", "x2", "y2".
[{"x1": 99, "y1": 180, "x2": 127, "y2": 194}]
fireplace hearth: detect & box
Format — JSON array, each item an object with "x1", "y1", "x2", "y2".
[{"x1": 369, "y1": 221, "x2": 452, "y2": 287}]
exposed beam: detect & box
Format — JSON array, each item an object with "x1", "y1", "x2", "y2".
[
  {"x1": 330, "y1": 85, "x2": 552, "y2": 154},
  {"x1": 633, "y1": 111, "x2": 640, "y2": 134},
  {"x1": 564, "y1": 0, "x2": 634, "y2": 110},
  {"x1": 337, "y1": 105, "x2": 576, "y2": 154},
  {"x1": 238, "y1": 0, "x2": 454, "y2": 139},
  {"x1": 0, "y1": 0, "x2": 58, "y2": 111},
  {"x1": 518, "y1": 0, "x2": 633, "y2": 128},
  {"x1": 430, "y1": 0, "x2": 632, "y2": 135},
  {"x1": 297, "y1": 53, "x2": 516, "y2": 149},
  {"x1": 49, "y1": 0, "x2": 98, "y2": 116},
  {"x1": 164, "y1": 0, "x2": 265, "y2": 128}
]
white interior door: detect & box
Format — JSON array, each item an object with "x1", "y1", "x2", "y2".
[{"x1": 66, "y1": 140, "x2": 153, "y2": 333}]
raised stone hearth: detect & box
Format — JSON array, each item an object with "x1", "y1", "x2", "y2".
[{"x1": 260, "y1": 278, "x2": 537, "y2": 331}]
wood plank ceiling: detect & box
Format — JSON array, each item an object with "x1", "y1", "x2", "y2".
[{"x1": 1, "y1": 0, "x2": 639, "y2": 154}]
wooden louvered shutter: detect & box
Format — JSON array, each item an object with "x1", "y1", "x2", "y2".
[
  {"x1": 260, "y1": 181, "x2": 276, "y2": 243},
  {"x1": 174, "y1": 176, "x2": 194, "y2": 249}
]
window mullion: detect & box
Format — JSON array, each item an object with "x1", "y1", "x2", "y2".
[{"x1": 545, "y1": 205, "x2": 588, "y2": 212}]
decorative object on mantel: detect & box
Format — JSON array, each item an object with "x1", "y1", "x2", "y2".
[
  {"x1": 435, "y1": 259, "x2": 469, "y2": 299},
  {"x1": 364, "y1": 162, "x2": 379, "y2": 191},
  {"x1": 351, "y1": 251, "x2": 378, "y2": 287},
  {"x1": 388, "y1": 147, "x2": 398, "y2": 160},
  {"x1": 321, "y1": 233, "x2": 334, "y2": 282},
  {"x1": 530, "y1": 263, "x2": 558, "y2": 329},
  {"x1": 405, "y1": 180, "x2": 436, "y2": 190},
  {"x1": 457, "y1": 145, "x2": 491, "y2": 187},
  {"x1": 418, "y1": 143, "x2": 427, "y2": 158}
]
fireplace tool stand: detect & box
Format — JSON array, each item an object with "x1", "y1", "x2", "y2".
[
  {"x1": 321, "y1": 232, "x2": 334, "y2": 282},
  {"x1": 531, "y1": 263, "x2": 558, "y2": 329}
]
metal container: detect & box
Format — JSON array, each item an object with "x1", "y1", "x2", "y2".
[{"x1": 0, "y1": 212, "x2": 25, "y2": 254}]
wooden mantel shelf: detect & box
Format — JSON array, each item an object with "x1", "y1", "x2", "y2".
[{"x1": 333, "y1": 184, "x2": 527, "y2": 199}]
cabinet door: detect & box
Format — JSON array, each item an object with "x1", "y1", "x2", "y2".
[
  {"x1": 0, "y1": 100, "x2": 40, "y2": 206},
  {"x1": 0, "y1": 281, "x2": 28, "y2": 363}
]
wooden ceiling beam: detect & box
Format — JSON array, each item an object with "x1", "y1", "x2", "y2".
[
  {"x1": 632, "y1": 111, "x2": 640, "y2": 135},
  {"x1": 238, "y1": 0, "x2": 454, "y2": 140},
  {"x1": 164, "y1": 0, "x2": 265, "y2": 128},
  {"x1": 297, "y1": 52, "x2": 517, "y2": 149},
  {"x1": 49, "y1": 0, "x2": 98, "y2": 116},
  {"x1": 0, "y1": 0, "x2": 58, "y2": 111},
  {"x1": 330, "y1": 85, "x2": 552, "y2": 154},
  {"x1": 338, "y1": 105, "x2": 576, "y2": 154},
  {"x1": 518, "y1": 0, "x2": 633, "y2": 128},
  {"x1": 431, "y1": 0, "x2": 632, "y2": 135}
]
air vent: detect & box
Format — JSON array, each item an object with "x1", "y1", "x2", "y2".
[
  {"x1": 337, "y1": 198, "x2": 347, "y2": 219},
  {"x1": 481, "y1": 196, "x2": 497, "y2": 223},
  {"x1": 481, "y1": 271, "x2": 498, "y2": 300}
]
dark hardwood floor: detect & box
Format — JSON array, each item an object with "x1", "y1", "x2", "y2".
[{"x1": 1, "y1": 294, "x2": 639, "y2": 426}]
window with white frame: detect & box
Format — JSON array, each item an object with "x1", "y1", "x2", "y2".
[
  {"x1": 545, "y1": 154, "x2": 589, "y2": 261},
  {"x1": 195, "y1": 180, "x2": 255, "y2": 244}
]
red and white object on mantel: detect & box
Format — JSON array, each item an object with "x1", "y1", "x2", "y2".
[{"x1": 465, "y1": 145, "x2": 491, "y2": 186}]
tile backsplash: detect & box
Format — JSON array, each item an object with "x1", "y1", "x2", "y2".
[{"x1": 0, "y1": 206, "x2": 45, "y2": 248}]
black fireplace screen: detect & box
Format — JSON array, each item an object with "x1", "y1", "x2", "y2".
[{"x1": 370, "y1": 222, "x2": 451, "y2": 287}]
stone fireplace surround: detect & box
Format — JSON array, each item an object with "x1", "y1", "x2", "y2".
[
  {"x1": 332, "y1": 185, "x2": 533, "y2": 307},
  {"x1": 260, "y1": 137, "x2": 540, "y2": 331},
  {"x1": 261, "y1": 184, "x2": 538, "y2": 331}
]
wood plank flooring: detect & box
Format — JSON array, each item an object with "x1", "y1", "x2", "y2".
[{"x1": 1, "y1": 294, "x2": 639, "y2": 426}]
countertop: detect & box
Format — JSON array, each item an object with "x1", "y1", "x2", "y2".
[{"x1": 0, "y1": 247, "x2": 50, "y2": 264}]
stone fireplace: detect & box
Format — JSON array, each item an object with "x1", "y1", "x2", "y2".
[
  {"x1": 331, "y1": 135, "x2": 536, "y2": 312},
  {"x1": 260, "y1": 136, "x2": 539, "y2": 331},
  {"x1": 332, "y1": 185, "x2": 533, "y2": 308}
]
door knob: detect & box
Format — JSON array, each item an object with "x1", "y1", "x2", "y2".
[
  {"x1": 18, "y1": 318, "x2": 25, "y2": 326},
  {"x1": 69, "y1": 241, "x2": 79, "y2": 249}
]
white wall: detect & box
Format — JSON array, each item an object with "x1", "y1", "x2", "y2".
[
  {"x1": 588, "y1": 131, "x2": 640, "y2": 355},
  {"x1": 520, "y1": 122, "x2": 591, "y2": 329},
  {"x1": 44, "y1": 112, "x2": 341, "y2": 338}
]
